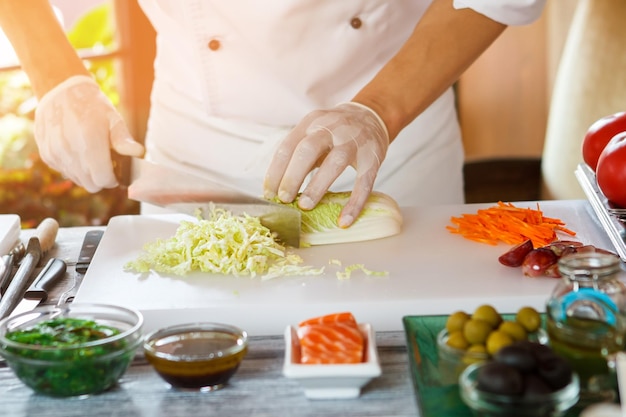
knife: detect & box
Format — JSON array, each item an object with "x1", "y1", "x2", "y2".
[
  {"x1": 23, "y1": 258, "x2": 67, "y2": 304},
  {"x1": 115, "y1": 155, "x2": 301, "y2": 248},
  {"x1": 57, "y1": 229, "x2": 104, "y2": 305},
  {"x1": 0, "y1": 240, "x2": 28, "y2": 295},
  {"x1": 10, "y1": 258, "x2": 67, "y2": 315},
  {"x1": 0, "y1": 218, "x2": 59, "y2": 319}
]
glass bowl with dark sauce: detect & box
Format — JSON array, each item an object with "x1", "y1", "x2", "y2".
[{"x1": 143, "y1": 322, "x2": 248, "y2": 391}]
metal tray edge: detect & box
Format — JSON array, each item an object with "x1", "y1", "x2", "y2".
[{"x1": 575, "y1": 164, "x2": 626, "y2": 262}]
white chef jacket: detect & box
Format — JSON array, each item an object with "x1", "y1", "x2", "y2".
[{"x1": 137, "y1": 0, "x2": 546, "y2": 208}]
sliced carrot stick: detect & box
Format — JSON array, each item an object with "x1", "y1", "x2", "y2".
[{"x1": 447, "y1": 202, "x2": 576, "y2": 247}]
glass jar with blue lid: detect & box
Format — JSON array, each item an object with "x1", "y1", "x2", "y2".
[{"x1": 546, "y1": 251, "x2": 626, "y2": 393}]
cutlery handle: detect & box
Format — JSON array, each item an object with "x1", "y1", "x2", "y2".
[
  {"x1": 35, "y1": 218, "x2": 59, "y2": 254},
  {"x1": 0, "y1": 248, "x2": 39, "y2": 320},
  {"x1": 24, "y1": 258, "x2": 67, "y2": 301},
  {"x1": 76, "y1": 230, "x2": 104, "y2": 274},
  {"x1": 112, "y1": 151, "x2": 132, "y2": 188},
  {"x1": 58, "y1": 230, "x2": 104, "y2": 305}
]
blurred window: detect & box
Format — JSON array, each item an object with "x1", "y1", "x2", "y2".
[{"x1": 0, "y1": 0, "x2": 154, "y2": 228}]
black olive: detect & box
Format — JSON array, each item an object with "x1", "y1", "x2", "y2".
[
  {"x1": 523, "y1": 373, "x2": 553, "y2": 398},
  {"x1": 476, "y1": 362, "x2": 524, "y2": 395},
  {"x1": 514, "y1": 340, "x2": 556, "y2": 364},
  {"x1": 494, "y1": 344, "x2": 537, "y2": 373},
  {"x1": 537, "y1": 356, "x2": 572, "y2": 390},
  {"x1": 529, "y1": 343, "x2": 558, "y2": 364}
]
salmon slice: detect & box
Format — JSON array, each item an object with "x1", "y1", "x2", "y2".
[
  {"x1": 298, "y1": 322, "x2": 364, "y2": 364},
  {"x1": 298, "y1": 312, "x2": 357, "y2": 328}
]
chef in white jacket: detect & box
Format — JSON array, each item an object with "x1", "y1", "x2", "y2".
[{"x1": 0, "y1": 0, "x2": 545, "y2": 227}]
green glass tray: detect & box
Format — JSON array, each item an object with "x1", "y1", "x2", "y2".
[{"x1": 402, "y1": 314, "x2": 583, "y2": 417}]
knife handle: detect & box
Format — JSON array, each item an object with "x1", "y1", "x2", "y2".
[
  {"x1": 35, "y1": 218, "x2": 59, "y2": 254},
  {"x1": 112, "y1": 151, "x2": 132, "y2": 188},
  {"x1": 0, "y1": 246, "x2": 40, "y2": 320},
  {"x1": 58, "y1": 230, "x2": 104, "y2": 306},
  {"x1": 76, "y1": 230, "x2": 104, "y2": 274},
  {"x1": 24, "y1": 258, "x2": 67, "y2": 301}
]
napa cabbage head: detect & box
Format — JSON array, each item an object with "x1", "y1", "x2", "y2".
[{"x1": 279, "y1": 191, "x2": 403, "y2": 246}]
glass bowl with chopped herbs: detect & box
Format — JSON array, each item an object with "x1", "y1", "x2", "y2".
[{"x1": 0, "y1": 303, "x2": 143, "y2": 397}]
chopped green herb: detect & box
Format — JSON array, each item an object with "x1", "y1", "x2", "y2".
[{"x1": 2, "y1": 318, "x2": 137, "y2": 397}]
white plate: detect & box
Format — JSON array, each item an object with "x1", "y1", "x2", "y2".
[{"x1": 282, "y1": 323, "x2": 382, "y2": 400}]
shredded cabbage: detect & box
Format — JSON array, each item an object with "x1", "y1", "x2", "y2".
[
  {"x1": 328, "y1": 259, "x2": 387, "y2": 279},
  {"x1": 124, "y1": 208, "x2": 324, "y2": 279},
  {"x1": 336, "y1": 263, "x2": 389, "y2": 280},
  {"x1": 125, "y1": 190, "x2": 401, "y2": 279}
]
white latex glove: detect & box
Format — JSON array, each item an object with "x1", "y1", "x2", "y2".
[
  {"x1": 264, "y1": 102, "x2": 389, "y2": 228},
  {"x1": 34, "y1": 75, "x2": 145, "y2": 192}
]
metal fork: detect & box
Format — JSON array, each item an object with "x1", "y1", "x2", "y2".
[{"x1": 608, "y1": 208, "x2": 626, "y2": 220}]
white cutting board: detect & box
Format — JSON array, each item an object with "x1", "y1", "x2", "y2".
[
  {"x1": 0, "y1": 214, "x2": 20, "y2": 256},
  {"x1": 75, "y1": 200, "x2": 615, "y2": 336}
]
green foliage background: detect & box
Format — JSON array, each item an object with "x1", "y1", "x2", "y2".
[{"x1": 0, "y1": 2, "x2": 138, "y2": 228}]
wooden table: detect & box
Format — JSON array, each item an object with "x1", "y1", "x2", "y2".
[{"x1": 0, "y1": 227, "x2": 419, "y2": 417}]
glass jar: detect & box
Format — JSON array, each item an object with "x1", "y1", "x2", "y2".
[{"x1": 546, "y1": 252, "x2": 626, "y2": 390}]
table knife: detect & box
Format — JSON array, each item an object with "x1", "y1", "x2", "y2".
[
  {"x1": 116, "y1": 155, "x2": 301, "y2": 248},
  {"x1": 58, "y1": 229, "x2": 104, "y2": 305},
  {"x1": 23, "y1": 258, "x2": 67, "y2": 304},
  {"x1": 10, "y1": 257, "x2": 68, "y2": 314},
  {"x1": 0, "y1": 240, "x2": 28, "y2": 295}
]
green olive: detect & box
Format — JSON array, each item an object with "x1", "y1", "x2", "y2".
[
  {"x1": 446, "y1": 330, "x2": 470, "y2": 350},
  {"x1": 516, "y1": 306, "x2": 542, "y2": 333},
  {"x1": 498, "y1": 321, "x2": 528, "y2": 342},
  {"x1": 486, "y1": 330, "x2": 514, "y2": 356},
  {"x1": 463, "y1": 344, "x2": 488, "y2": 365},
  {"x1": 472, "y1": 304, "x2": 503, "y2": 328},
  {"x1": 467, "y1": 344, "x2": 488, "y2": 355},
  {"x1": 463, "y1": 319, "x2": 493, "y2": 345},
  {"x1": 446, "y1": 311, "x2": 471, "y2": 334}
]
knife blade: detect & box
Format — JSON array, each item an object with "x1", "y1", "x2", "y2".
[
  {"x1": 58, "y1": 229, "x2": 103, "y2": 305},
  {"x1": 0, "y1": 218, "x2": 59, "y2": 319},
  {"x1": 116, "y1": 155, "x2": 301, "y2": 248}
]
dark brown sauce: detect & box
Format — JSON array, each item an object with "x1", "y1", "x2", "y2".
[{"x1": 145, "y1": 331, "x2": 247, "y2": 390}]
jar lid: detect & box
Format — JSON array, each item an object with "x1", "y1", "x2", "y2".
[
  {"x1": 558, "y1": 252, "x2": 622, "y2": 279},
  {"x1": 557, "y1": 288, "x2": 618, "y2": 326}
]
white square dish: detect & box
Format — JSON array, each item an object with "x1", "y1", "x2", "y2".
[
  {"x1": 0, "y1": 214, "x2": 20, "y2": 256},
  {"x1": 282, "y1": 323, "x2": 382, "y2": 400}
]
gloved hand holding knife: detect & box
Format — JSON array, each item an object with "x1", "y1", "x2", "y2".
[{"x1": 34, "y1": 76, "x2": 145, "y2": 193}]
